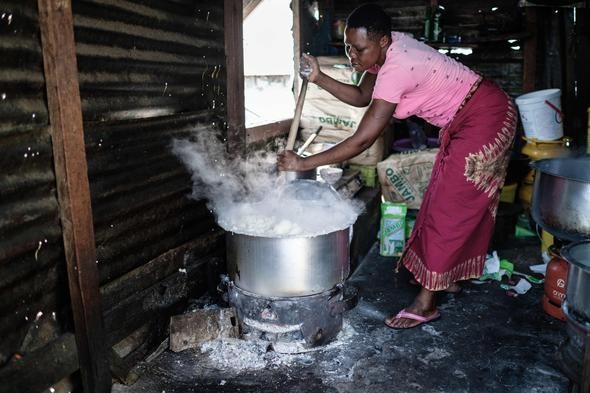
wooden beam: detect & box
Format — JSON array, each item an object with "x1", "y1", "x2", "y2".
[
  {"x1": 37, "y1": 1, "x2": 111, "y2": 392},
  {"x1": 100, "y1": 231, "x2": 224, "y2": 311},
  {"x1": 224, "y1": 0, "x2": 246, "y2": 156},
  {"x1": 104, "y1": 267, "x2": 194, "y2": 346}
]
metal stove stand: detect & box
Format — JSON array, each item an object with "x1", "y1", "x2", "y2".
[{"x1": 226, "y1": 281, "x2": 357, "y2": 353}]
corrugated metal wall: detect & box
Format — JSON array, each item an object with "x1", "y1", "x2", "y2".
[
  {"x1": 73, "y1": 0, "x2": 226, "y2": 344},
  {"x1": 333, "y1": 0, "x2": 426, "y2": 38},
  {"x1": 0, "y1": 0, "x2": 69, "y2": 364},
  {"x1": 0, "y1": 0, "x2": 228, "y2": 379}
]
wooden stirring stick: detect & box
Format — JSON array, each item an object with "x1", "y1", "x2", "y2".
[{"x1": 285, "y1": 79, "x2": 309, "y2": 151}]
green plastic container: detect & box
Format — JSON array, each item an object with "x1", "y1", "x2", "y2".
[
  {"x1": 379, "y1": 202, "x2": 407, "y2": 257},
  {"x1": 349, "y1": 164, "x2": 377, "y2": 187}
]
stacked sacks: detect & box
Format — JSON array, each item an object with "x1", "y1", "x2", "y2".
[
  {"x1": 300, "y1": 56, "x2": 386, "y2": 167},
  {"x1": 377, "y1": 149, "x2": 438, "y2": 210}
]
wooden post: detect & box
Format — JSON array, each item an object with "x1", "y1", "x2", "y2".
[
  {"x1": 37, "y1": 1, "x2": 111, "y2": 392},
  {"x1": 224, "y1": 0, "x2": 246, "y2": 155}
]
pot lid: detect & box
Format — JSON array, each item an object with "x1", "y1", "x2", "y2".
[
  {"x1": 563, "y1": 241, "x2": 590, "y2": 270},
  {"x1": 531, "y1": 157, "x2": 590, "y2": 183},
  {"x1": 279, "y1": 179, "x2": 342, "y2": 206}
]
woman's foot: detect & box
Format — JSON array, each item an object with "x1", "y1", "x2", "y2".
[
  {"x1": 384, "y1": 288, "x2": 438, "y2": 329},
  {"x1": 445, "y1": 282, "x2": 462, "y2": 294},
  {"x1": 408, "y1": 278, "x2": 462, "y2": 294}
]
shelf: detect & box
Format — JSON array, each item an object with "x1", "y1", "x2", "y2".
[
  {"x1": 331, "y1": 31, "x2": 528, "y2": 50},
  {"x1": 428, "y1": 42, "x2": 479, "y2": 49}
]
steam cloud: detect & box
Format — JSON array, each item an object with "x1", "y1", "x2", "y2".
[{"x1": 172, "y1": 130, "x2": 362, "y2": 237}]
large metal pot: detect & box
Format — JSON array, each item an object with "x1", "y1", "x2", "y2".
[
  {"x1": 561, "y1": 241, "x2": 590, "y2": 322},
  {"x1": 226, "y1": 228, "x2": 350, "y2": 297},
  {"x1": 531, "y1": 157, "x2": 590, "y2": 241}
]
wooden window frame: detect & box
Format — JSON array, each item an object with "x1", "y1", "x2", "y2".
[{"x1": 225, "y1": 0, "x2": 302, "y2": 151}]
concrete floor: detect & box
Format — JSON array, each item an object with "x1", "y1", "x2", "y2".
[{"x1": 113, "y1": 237, "x2": 572, "y2": 393}]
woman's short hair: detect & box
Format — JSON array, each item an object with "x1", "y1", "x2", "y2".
[{"x1": 346, "y1": 3, "x2": 391, "y2": 39}]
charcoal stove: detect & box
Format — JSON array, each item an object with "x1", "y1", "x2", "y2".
[
  {"x1": 225, "y1": 278, "x2": 357, "y2": 353},
  {"x1": 217, "y1": 180, "x2": 360, "y2": 352},
  {"x1": 221, "y1": 226, "x2": 358, "y2": 353}
]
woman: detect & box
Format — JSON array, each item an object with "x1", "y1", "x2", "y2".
[{"x1": 277, "y1": 3, "x2": 516, "y2": 329}]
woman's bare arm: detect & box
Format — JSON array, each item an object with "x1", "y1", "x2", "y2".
[
  {"x1": 314, "y1": 70, "x2": 377, "y2": 107},
  {"x1": 277, "y1": 98, "x2": 396, "y2": 171},
  {"x1": 301, "y1": 53, "x2": 375, "y2": 107}
]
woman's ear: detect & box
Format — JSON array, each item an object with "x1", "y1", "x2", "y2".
[{"x1": 379, "y1": 34, "x2": 390, "y2": 49}]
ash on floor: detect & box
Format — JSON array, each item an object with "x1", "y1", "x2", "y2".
[{"x1": 113, "y1": 238, "x2": 570, "y2": 393}]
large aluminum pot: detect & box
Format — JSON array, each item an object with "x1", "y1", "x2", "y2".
[
  {"x1": 226, "y1": 228, "x2": 350, "y2": 297},
  {"x1": 531, "y1": 157, "x2": 590, "y2": 241},
  {"x1": 561, "y1": 241, "x2": 590, "y2": 322}
]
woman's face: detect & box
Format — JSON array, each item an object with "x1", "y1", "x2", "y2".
[{"x1": 343, "y1": 27, "x2": 386, "y2": 72}]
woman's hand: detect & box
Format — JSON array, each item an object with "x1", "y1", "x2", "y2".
[
  {"x1": 300, "y1": 53, "x2": 320, "y2": 83},
  {"x1": 277, "y1": 150, "x2": 306, "y2": 171}
]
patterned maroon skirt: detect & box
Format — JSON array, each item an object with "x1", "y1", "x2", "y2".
[{"x1": 400, "y1": 79, "x2": 517, "y2": 291}]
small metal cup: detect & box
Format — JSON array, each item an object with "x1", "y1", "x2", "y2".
[{"x1": 282, "y1": 169, "x2": 316, "y2": 182}]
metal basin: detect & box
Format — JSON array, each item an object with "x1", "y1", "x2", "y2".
[
  {"x1": 226, "y1": 228, "x2": 350, "y2": 297},
  {"x1": 531, "y1": 157, "x2": 590, "y2": 241},
  {"x1": 561, "y1": 241, "x2": 590, "y2": 322}
]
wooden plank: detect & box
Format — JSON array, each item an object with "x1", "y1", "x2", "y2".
[
  {"x1": 0, "y1": 333, "x2": 78, "y2": 393},
  {"x1": 108, "y1": 349, "x2": 139, "y2": 386},
  {"x1": 246, "y1": 119, "x2": 291, "y2": 145},
  {"x1": 103, "y1": 254, "x2": 212, "y2": 346},
  {"x1": 224, "y1": 0, "x2": 246, "y2": 156},
  {"x1": 104, "y1": 271, "x2": 188, "y2": 346},
  {"x1": 523, "y1": 7, "x2": 538, "y2": 92},
  {"x1": 100, "y1": 230, "x2": 224, "y2": 311},
  {"x1": 37, "y1": 1, "x2": 111, "y2": 392}
]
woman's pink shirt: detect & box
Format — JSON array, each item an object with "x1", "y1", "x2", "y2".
[{"x1": 367, "y1": 32, "x2": 479, "y2": 128}]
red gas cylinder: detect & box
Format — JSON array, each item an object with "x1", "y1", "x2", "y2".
[{"x1": 543, "y1": 246, "x2": 568, "y2": 321}]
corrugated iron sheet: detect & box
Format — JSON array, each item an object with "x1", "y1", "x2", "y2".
[
  {"x1": 0, "y1": 0, "x2": 228, "y2": 367},
  {"x1": 74, "y1": 0, "x2": 225, "y2": 122},
  {"x1": 0, "y1": 0, "x2": 69, "y2": 363},
  {"x1": 85, "y1": 113, "x2": 221, "y2": 284},
  {"x1": 71, "y1": 0, "x2": 226, "y2": 286}
]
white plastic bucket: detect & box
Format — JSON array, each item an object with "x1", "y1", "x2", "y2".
[{"x1": 515, "y1": 89, "x2": 563, "y2": 141}]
